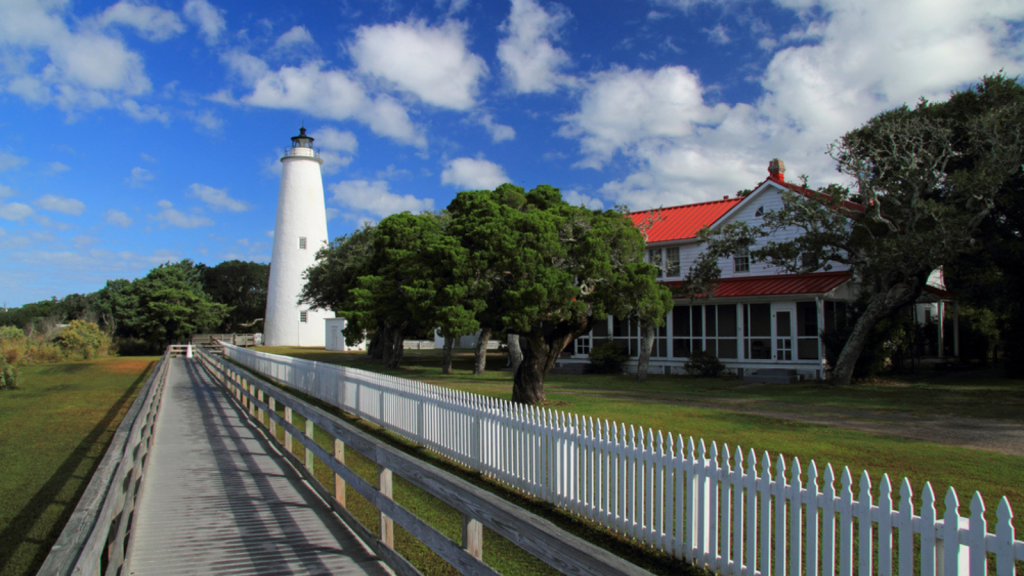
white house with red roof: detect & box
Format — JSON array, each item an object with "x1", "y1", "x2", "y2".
[{"x1": 564, "y1": 159, "x2": 957, "y2": 381}]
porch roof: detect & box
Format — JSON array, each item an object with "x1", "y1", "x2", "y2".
[{"x1": 663, "y1": 270, "x2": 852, "y2": 298}]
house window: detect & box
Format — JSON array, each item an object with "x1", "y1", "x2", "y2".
[
  {"x1": 573, "y1": 333, "x2": 591, "y2": 356},
  {"x1": 299, "y1": 310, "x2": 308, "y2": 323},
  {"x1": 665, "y1": 247, "x2": 681, "y2": 277},
  {"x1": 612, "y1": 316, "x2": 640, "y2": 357},
  {"x1": 744, "y1": 304, "x2": 772, "y2": 359},
  {"x1": 734, "y1": 249, "x2": 750, "y2": 273},
  {"x1": 672, "y1": 304, "x2": 738, "y2": 359},
  {"x1": 648, "y1": 249, "x2": 663, "y2": 278},
  {"x1": 755, "y1": 206, "x2": 765, "y2": 217},
  {"x1": 299, "y1": 237, "x2": 308, "y2": 250},
  {"x1": 796, "y1": 301, "x2": 820, "y2": 360}
]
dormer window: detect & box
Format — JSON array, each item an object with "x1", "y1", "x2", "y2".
[
  {"x1": 665, "y1": 247, "x2": 681, "y2": 277},
  {"x1": 648, "y1": 249, "x2": 663, "y2": 278},
  {"x1": 299, "y1": 237, "x2": 307, "y2": 250},
  {"x1": 734, "y1": 249, "x2": 750, "y2": 273}
]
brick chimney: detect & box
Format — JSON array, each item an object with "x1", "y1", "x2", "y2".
[{"x1": 768, "y1": 158, "x2": 785, "y2": 182}]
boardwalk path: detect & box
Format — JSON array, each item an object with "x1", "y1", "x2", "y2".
[{"x1": 126, "y1": 358, "x2": 389, "y2": 576}]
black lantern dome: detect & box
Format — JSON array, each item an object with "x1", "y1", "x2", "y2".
[{"x1": 291, "y1": 126, "x2": 314, "y2": 149}]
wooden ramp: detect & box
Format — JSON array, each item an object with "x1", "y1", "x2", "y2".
[{"x1": 126, "y1": 358, "x2": 390, "y2": 576}]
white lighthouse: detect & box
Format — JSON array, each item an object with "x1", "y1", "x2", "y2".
[{"x1": 264, "y1": 127, "x2": 334, "y2": 347}]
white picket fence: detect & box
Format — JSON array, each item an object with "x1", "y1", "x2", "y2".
[{"x1": 221, "y1": 343, "x2": 1023, "y2": 576}]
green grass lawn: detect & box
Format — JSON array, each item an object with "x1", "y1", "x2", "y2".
[
  {"x1": 0, "y1": 357, "x2": 156, "y2": 576},
  {"x1": 257, "y1": 346, "x2": 1024, "y2": 540}
]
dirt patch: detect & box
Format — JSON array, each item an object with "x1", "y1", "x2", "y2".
[{"x1": 97, "y1": 358, "x2": 155, "y2": 375}]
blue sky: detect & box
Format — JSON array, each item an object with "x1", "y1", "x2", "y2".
[{"x1": 1, "y1": 0, "x2": 1022, "y2": 307}]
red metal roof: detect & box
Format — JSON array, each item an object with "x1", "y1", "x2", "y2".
[
  {"x1": 663, "y1": 271, "x2": 852, "y2": 297},
  {"x1": 630, "y1": 197, "x2": 742, "y2": 243}
]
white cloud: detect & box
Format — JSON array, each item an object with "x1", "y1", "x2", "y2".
[
  {"x1": 704, "y1": 23, "x2": 730, "y2": 45},
  {"x1": 440, "y1": 157, "x2": 510, "y2": 190},
  {"x1": 35, "y1": 194, "x2": 85, "y2": 215},
  {"x1": 189, "y1": 109, "x2": 223, "y2": 131},
  {"x1": 189, "y1": 183, "x2": 249, "y2": 212},
  {"x1": 183, "y1": 0, "x2": 226, "y2": 46},
  {"x1": 105, "y1": 209, "x2": 133, "y2": 227},
  {"x1": 128, "y1": 166, "x2": 155, "y2": 187},
  {"x1": 350, "y1": 19, "x2": 488, "y2": 110},
  {"x1": 328, "y1": 180, "x2": 434, "y2": 218},
  {"x1": 226, "y1": 55, "x2": 425, "y2": 147},
  {"x1": 152, "y1": 199, "x2": 213, "y2": 228},
  {"x1": 0, "y1": 152, "x2": 27, "y2": 171},
  {"x1": 561, "y1": 0, "x2": 1024, "y2": 210},
  {"x1": 95, "y1": 0, "x2": 186, "y2": 41},
  {"x1": 271, "y1": 25, "x2": 316, "y2": 57},
  {"x1": 560, "y1": 65, "x2": 727, "y2": 168},
  {"x1": 47, "y1": 162, "x2": 70, "y2": 173},
  {"x1": 121, "y1": 99, "x2": 170, "y2": 123},
  {"x1": 0, "y1": 1, "x2": 152, "y2": 116},
  {"x1": 0, "y1": 202, "x2": 33, "y2": 221},
  {"x1": 562, "y1": 189, "x2": 604, "y2": 210},
  {"x1": 478, "y1": 114, "x2": 516, "y2": 142},
  {"x1": 0, "y1": 184, "x2": 13, "y2": 197},
  {"x1": 311, "y1": 126, "x2": 358, "y2": 153},
  {"x1": 497, "y1": 0, "x2": 574, "y2": 94}
]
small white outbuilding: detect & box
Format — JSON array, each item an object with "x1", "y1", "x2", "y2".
[{"x1": 325, "y1": 318, "x2": 365, "y2": 351}]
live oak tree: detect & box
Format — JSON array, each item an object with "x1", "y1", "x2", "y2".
[
  {"x1": 692, "y1": 76, "x2": 1023, "y2": 386},
  {"x1": 304, "y1": 214, "x2": 479, "y2": 370},
  {"x1": 126, "y1": 260, "x2": 229, "y2": 346},
  {"x1": 199, "y1": 260, "x2": 269, "y2": 332},
  {"x1": 447, "y1": 185, "x2": 671, "y2": 404}
]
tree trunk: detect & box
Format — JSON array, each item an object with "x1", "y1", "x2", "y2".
[
  {"x1": 512, "y1": 331, "x2": 547, "y2": 404},
  {"x1": 511, "y1": 323, "x2": 581, "y2": 405},
  {"x1": 637, "y1": 323, "x2": 655, "y2": 382},
  {"x1": 368, "y1": 329, "x2": 383, "y2": 359},
  {"x1": 831, "y1": 283, "x2": 920, "y2": 385},
  {"x1": 441, "y1": 336, "x2": 454, "y2": 374},
  {"x1": 381, "y1": 325, "x2": 405, "y2": 369},
  {"x1": 472, "y1": 327, "x2": 492, "y2": 374},
  {"x1": 507, "y1": 333, "x2": 523, "y2": 374}
]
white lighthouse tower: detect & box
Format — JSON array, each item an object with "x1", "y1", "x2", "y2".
[{"x1": 264, "y1": 127, "x2": 334, "y2": 347}]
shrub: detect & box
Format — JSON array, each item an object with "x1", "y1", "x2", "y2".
[
  {"x1": 685, "y1": 349, "x2": 725, "y2": 378},
  {"x1": 0, "y1": 355, "x2": 18, "y2": 390},
  {"x1": 588, "y1": 341, "x2": 628, "y2": 374},
  {"x1": 111, "y1": 337, "x2": 163, "y2": 356},
  {"x1": 52, "y1": 320, "x2": 107, "y2": 360},
  {"x1": 0, "y1": 325, "x2": 27, "y2": 365}
]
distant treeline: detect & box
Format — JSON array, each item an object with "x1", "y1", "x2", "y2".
[{"x1": 0, "y1": 259, "x2": 269, "y2": 347}]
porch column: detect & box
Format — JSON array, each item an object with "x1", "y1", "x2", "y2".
[
  {"x1": 816, "y1": 297, "x2": 826, "y2": 378},
  {"x1": 953, "y1": 301, "x2": 960, "y2": 358},
  {"x1": 937, "y1": 301, "x2": 945, "y2": 358}
]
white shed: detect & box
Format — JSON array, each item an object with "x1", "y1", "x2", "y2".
[{"x1": 325, "y1": 318, "x2": 364, "y2": 351}]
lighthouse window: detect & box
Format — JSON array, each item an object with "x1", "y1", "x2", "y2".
[
  {"x1": 299, "y1": 237, "x2": 307, "y2": 250},
  {"x1": 300, "y1": 310, "x2": 308, "y2": 323}
]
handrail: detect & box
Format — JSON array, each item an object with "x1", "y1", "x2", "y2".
[
  {"x1": 39, "y1": 350, "x2": 172, "y2": 576},
  {"x1": 194, "y1": 345, "x2": 654, "y2": 576}
]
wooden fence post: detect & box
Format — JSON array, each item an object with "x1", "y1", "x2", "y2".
[
  {"x1": 285, "y1": 407, "x2": 293, "y2": 455},
  {"x1": 335, "y1": 439, "x2": 346, "y2": 508},
  {"x1": 269, "y1": 397, "x2": 277, "y2": 439},
  {"x1": 462, "y1": 515, "x2": 483, "y2": 561},
  {"x1": 379, "y1": 465, "x2": 394, "y2": 548},
  {"x1": 305, "y1": 419, "x2": 315, "y2": 474}
]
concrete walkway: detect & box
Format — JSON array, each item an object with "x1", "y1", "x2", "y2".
[{"x1": 126, "y1": 358, "x2": 390, "y2": 576}]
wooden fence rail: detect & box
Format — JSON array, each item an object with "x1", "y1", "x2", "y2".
[
  {"x1": 38, "y1": 351, "x2": 172, "y2": 576},
  {"x1": 222, "y1": 342, "x2": 1024, "y2": 576},
  {"x1": 196, "y1": 345, "x2": 654, "y2": 576}
]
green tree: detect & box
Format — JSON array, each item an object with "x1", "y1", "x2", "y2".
[
  {"x1": 199, "y1": 260, "x2": 269, "y2": 332},
  {"x1": 344, "y1": 212, "x2": 478, "y2": 369},
  {"x1": 447, "y1": 185, "x2": 671, "y2": 404},
  {"x1": 127, "y1": 260, "x2": 229, "y2": 346},
  {"x1": 693, "y1": 76, "x2": 1023, "y2": 386},
  {"x1": 94, "y1": 279, "x2": 138, "y2": 337}
]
